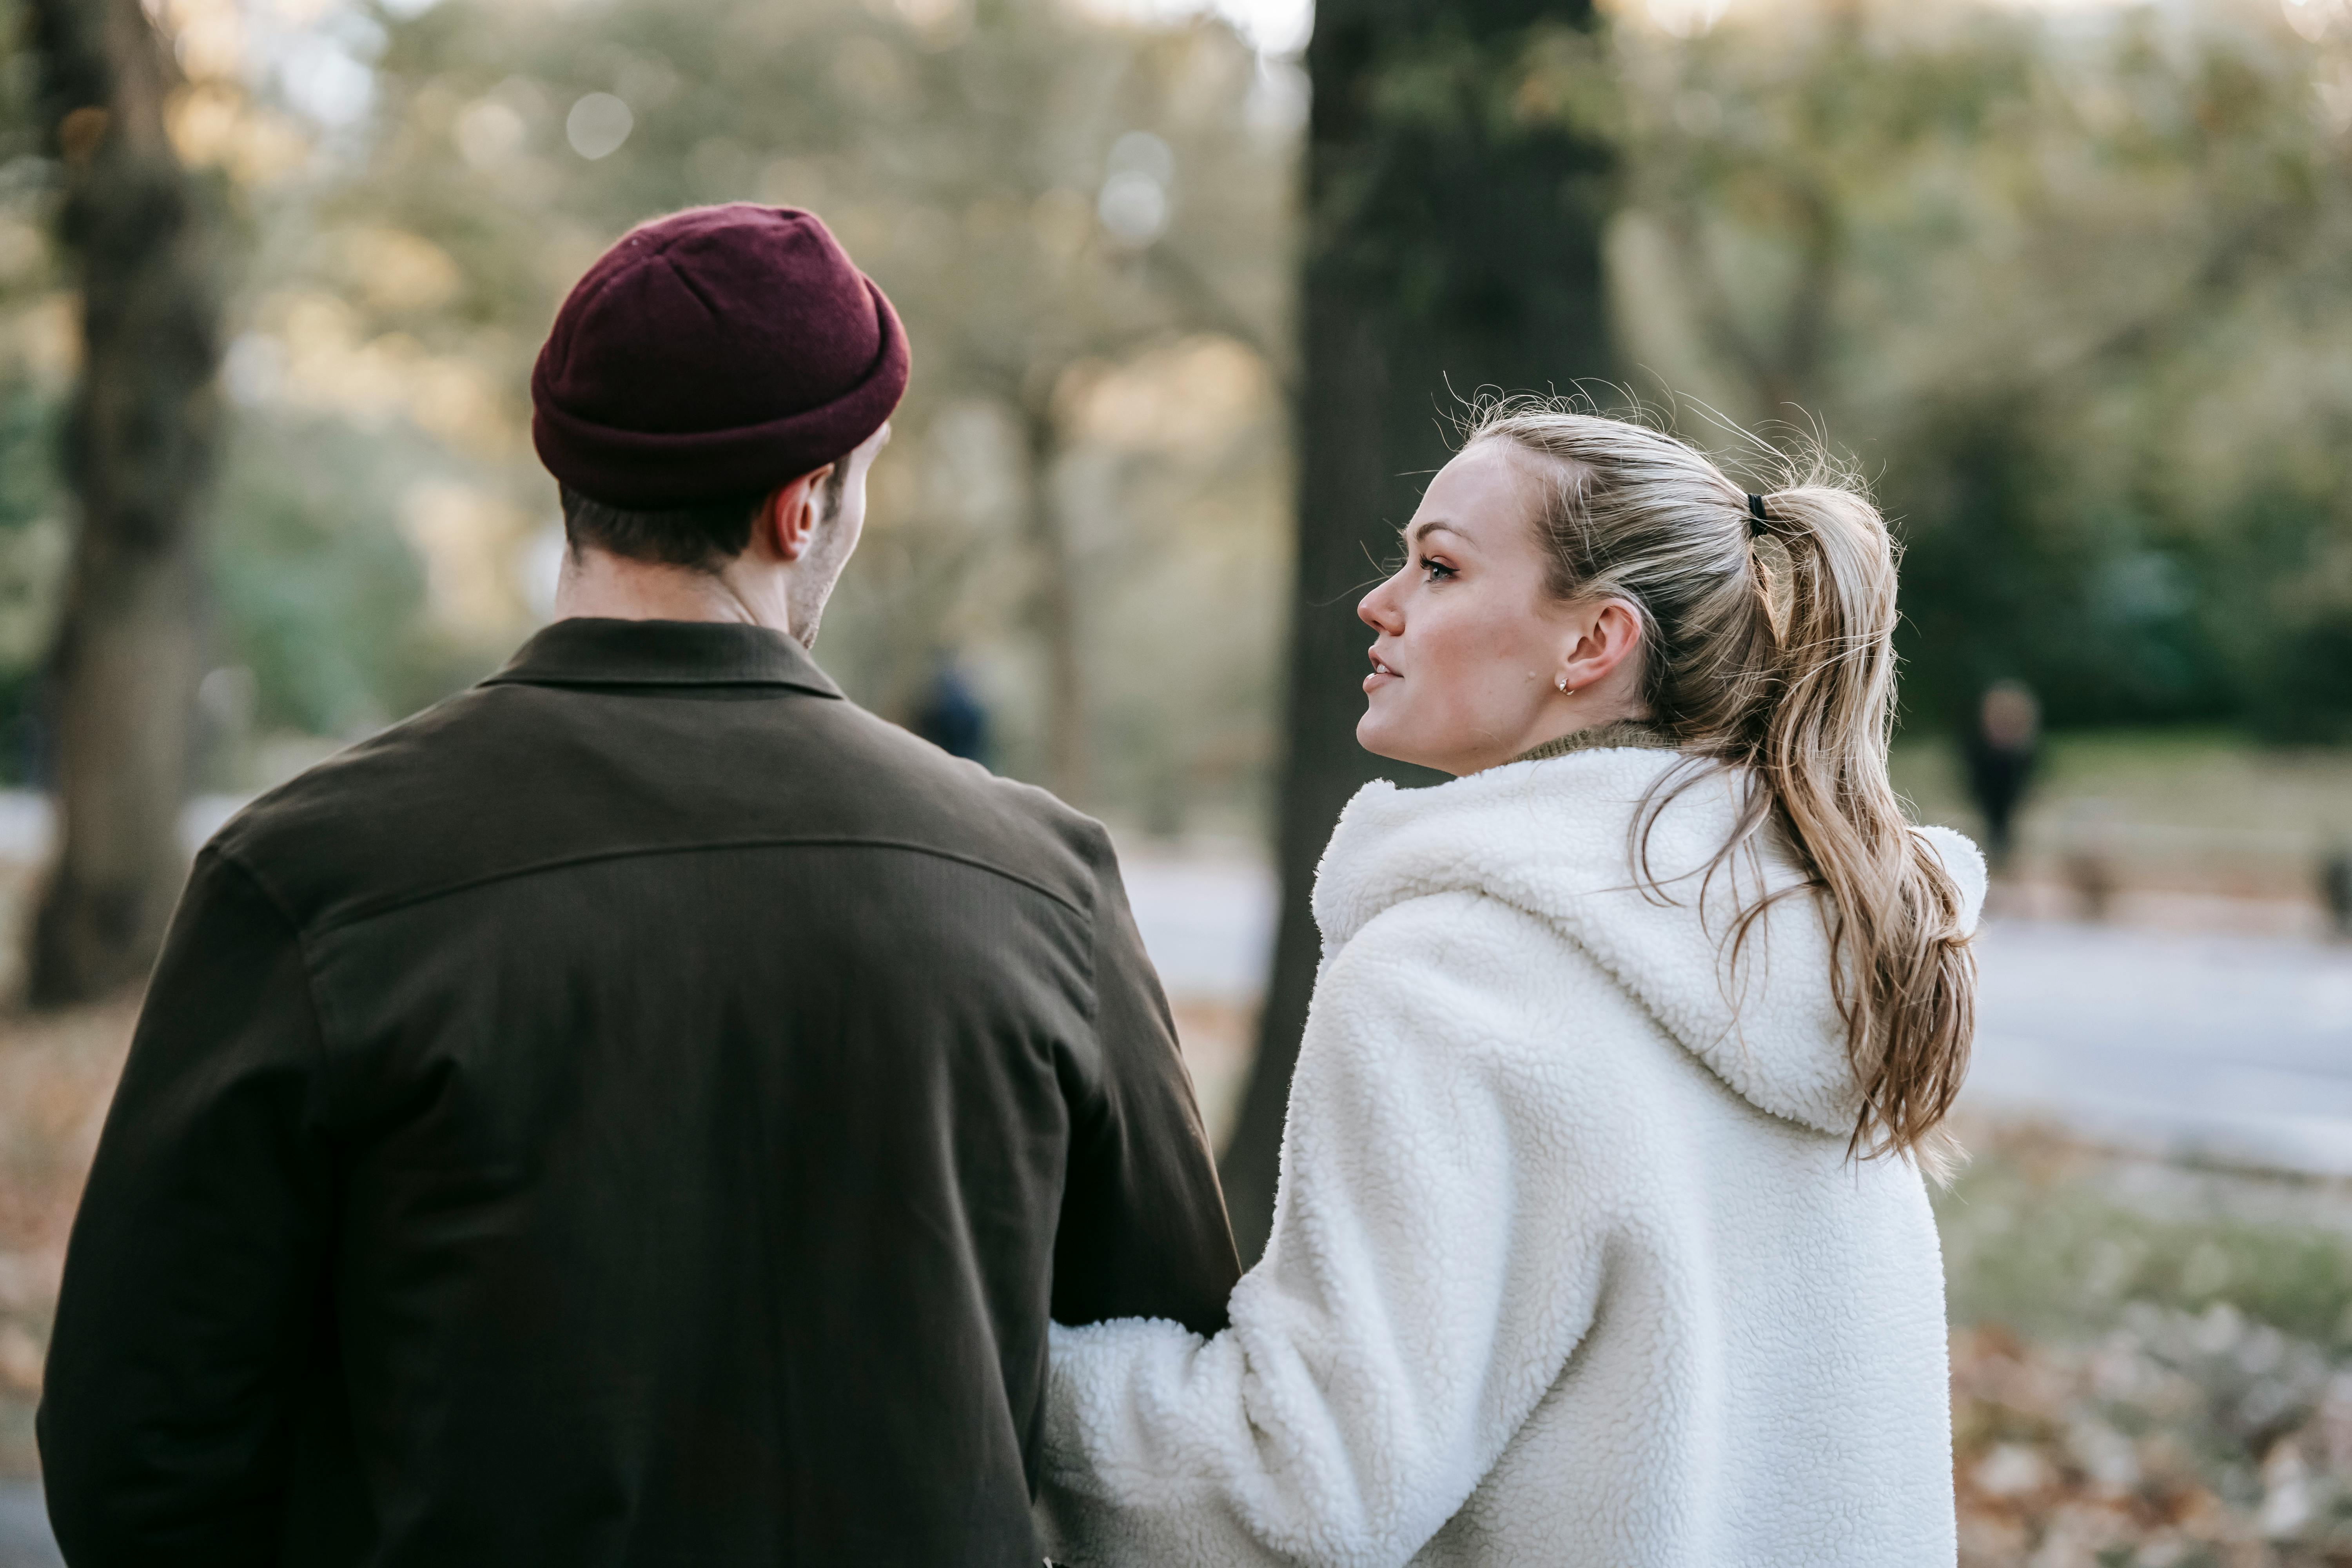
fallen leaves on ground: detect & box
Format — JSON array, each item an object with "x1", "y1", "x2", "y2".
[
  {"x1": 1955, "y1": 1306, "x2": 2352, "y2": 1567},
  {"x1": 0, "y1": 997, "x2": 136, "y2": 1474}
]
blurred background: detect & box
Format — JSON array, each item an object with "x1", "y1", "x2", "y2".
[{"x1": 0, "y1": 0, "x2": 2349, "y2": 1561}]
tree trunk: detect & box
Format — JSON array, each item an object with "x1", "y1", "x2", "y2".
[
  {"x1": 27, "y1": 0, "x2": 220, "y2": 1005},
  {"x1": 1021, "y1": 398, "x2": 1086, "y2": 804},
  {"x1": 1219, "y1": 0, "x2": 1613, "y2": 1261}
]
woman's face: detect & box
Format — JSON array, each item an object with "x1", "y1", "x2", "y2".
[
  {"x1": 1356, "y1": 441, "x2": 1577, "y2": 775},
  {"x1": 1356, "y1": 440, "x2": 1627, "y2": 777}
]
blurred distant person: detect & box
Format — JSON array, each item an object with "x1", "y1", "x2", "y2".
[
  {"x1": 912, "y1": 652, "x2": 990, "y2": 764},
  {"x1": 1965, "y1": 677, "x2": 2041, "y2": 869},
  {"x1": 2325, "y1": 844, "x2": 2352, "y2": 940},
  {"x1": 39, "y1": 205, "x2": 1237, "y2": 1567},
  {"x1": 1038, "y1": 404, "x2": 1982, "y2": 1566}
]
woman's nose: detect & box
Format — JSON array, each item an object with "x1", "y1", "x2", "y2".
[{"x1": 1359, "y1": 570, "x2": 1404, "y2": 633}]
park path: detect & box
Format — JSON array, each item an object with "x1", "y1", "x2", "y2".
[
  {"x1": 1118, "y1": 859, "x2": 2352, "y2": 1175},
  {"x1": 1965, "y1": 919, "x2": 2352, "y2": 1173},
  {"x1": 0, "y1": 1481, "x2": 55, "y2": 1568}
]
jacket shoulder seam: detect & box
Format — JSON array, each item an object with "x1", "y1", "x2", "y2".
[{"x1": 206, "y1": 844, "x2": 347, "y2": 1108}]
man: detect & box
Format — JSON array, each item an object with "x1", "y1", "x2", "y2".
[
  {"x1": 1963, "y1": 678, "x2": 2040, "y2": 871},
  {"x1": 38, "y1": 204, "x2": 1240, "y2": 1565}
]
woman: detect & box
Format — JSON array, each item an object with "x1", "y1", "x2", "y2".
[{"x1": 1038, "y1": 402, "x2": 1983, "y2": 1567}]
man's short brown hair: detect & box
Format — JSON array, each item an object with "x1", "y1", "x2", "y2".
[{"x1": 560, "y1": 465, "x2": 848, "y2": 573}]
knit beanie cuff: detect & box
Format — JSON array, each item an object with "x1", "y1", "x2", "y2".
[{"x1": 532, "y1": 276, "x2": 907, "y2": 510}]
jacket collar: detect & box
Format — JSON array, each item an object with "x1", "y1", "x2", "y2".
[{"x1": 482, "y1": 617, "x2": 844, "y2": 698}]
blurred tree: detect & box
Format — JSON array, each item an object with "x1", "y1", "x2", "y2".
[
  {"x1": 0, "y1": 18, "x2": 70, "y2": 792},
  {"x1": 1218, "y1": 0, "x2": 1614, "y2": 1259},
  {"x1": 1587, "y1": 0, "x2": 2352, "y2": 739},
  {"x1": 25, "y1": 0, "x2": 221, "y2": 1003},
  {"x1": 300, "y1": 0, "x2": 1294, "y2": 809}
]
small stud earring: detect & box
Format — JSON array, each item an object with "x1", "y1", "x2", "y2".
[{"x1": 1555, "y1": 673, "x2": 1572, "y2": 693}]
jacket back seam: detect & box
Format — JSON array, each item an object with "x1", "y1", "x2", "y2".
[{"x1": 283, "y1": 835, "x2": 1091, "y2": 939}]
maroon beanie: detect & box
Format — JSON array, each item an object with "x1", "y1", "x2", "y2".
[{"x1": 531, "y1": 204, "x2": 909, "y2": 508}]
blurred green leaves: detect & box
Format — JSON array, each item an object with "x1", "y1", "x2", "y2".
[
  {"x1": 1532, "y1": 0, "x2": 2352, "y2": 740},
  {"x1": 209, "y1": 412, "x2": 434, "y2": 739},
  {"x1": 212, "y1": 0, "x2": 1298, "y2": 818},
  {"x1": 2, "y1": 0, "x2": 2347, "y2": 814}
]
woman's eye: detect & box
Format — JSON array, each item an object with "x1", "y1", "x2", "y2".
[{"x1": 1421, "y1": 559, "x2": 1457, "y2": 583}]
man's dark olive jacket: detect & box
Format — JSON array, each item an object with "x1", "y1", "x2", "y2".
[{"x1": 37, "y1": 618, "x2": 1241, "y2": 1567}]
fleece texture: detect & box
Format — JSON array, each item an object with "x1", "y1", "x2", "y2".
[{"x1": 1039, "y1": 745, "x2": 1984, "y2": 1568}]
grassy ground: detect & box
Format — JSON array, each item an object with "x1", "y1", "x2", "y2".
[
  {"x1": 1894, "y1": 728, "x2": 2352, "y2": 839},
  {"x1": 1940, "y1": 1118, "x2": 2352, "y2": 1566},
  {"x1": 1894, "y1": 730, "x2": 2352, "y2": 914}
]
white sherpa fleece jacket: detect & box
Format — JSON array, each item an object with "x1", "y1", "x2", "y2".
[{"x1": 1039, "y1": 745, "x2": 1984, "y2": 1568}]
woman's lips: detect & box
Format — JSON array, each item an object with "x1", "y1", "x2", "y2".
[{"x1": 1363, "y1": 655, "x2": 1399, "y2": 694}]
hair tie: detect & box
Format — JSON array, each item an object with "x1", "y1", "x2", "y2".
[{"x1": 1746, "y1": 493, "x2": 1772, "y2": 535}]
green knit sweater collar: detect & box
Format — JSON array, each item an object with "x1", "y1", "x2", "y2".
[{"x1": 1506, "y1": 720, "x2": 1678, "y2": 767}]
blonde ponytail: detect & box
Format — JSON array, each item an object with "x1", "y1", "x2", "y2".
[
  {"x1": 1750, "y1": 484, "x2": 1976, "y2": 1166},
  {"x1": 1464, "y1": 396, "x2": 1976, "y2": 1171}
]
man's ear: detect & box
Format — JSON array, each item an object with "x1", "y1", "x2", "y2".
[{"x1": 757, "y1": 465, "x2": 835, "y2": 563}]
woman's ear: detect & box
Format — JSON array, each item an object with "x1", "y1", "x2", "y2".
[{"x1": 1560, "y1": 598, "x2": 1645, "y2": 694}]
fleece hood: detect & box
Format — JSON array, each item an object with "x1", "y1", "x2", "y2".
[{"x1": 1310, "y1": 744, "x2": 1986, "y2": 1138}]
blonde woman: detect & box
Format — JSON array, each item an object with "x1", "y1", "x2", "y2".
[{"x1": 1038, "y1": 403, "x2": 1984, "y2": 1567}]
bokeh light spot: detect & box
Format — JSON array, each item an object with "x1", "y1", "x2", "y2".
[{"x1": 566, "y1": 93, "x2": 633, "y2": 161}]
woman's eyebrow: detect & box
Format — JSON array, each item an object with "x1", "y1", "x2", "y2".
[{"x1": 1409, "y1": 519, "x2": 1472, "y2": 547}]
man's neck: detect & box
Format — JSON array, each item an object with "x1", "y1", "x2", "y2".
[{"x1": 552, "y1": 546, "x2": 792, "y2": 635}]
